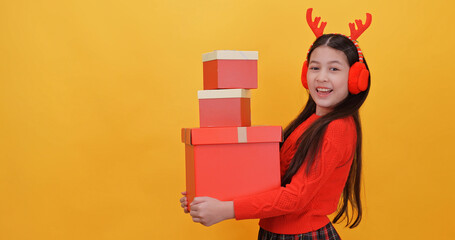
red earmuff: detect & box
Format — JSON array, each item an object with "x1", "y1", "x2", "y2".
[
  {"x1": 301, "y1": 61, "x2": 309, "y2": 89},
  {"x1": 348, "y1": 62, "x2": 369, "y2": 94}
]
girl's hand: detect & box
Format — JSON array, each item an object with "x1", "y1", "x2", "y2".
[
  {"x1": 189, "y1": 197, "x2": 235, "y2": 227},
  {"x1": 179, "y1": 191, "x2": 189, "y2": 214}
]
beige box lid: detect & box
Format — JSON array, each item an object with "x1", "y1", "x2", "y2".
[
  {"x1": 202, "y1": 50, "x2": 258, "y2": 62},
  {"x1": 197, "y1": 89, "x2": 251, "y2": 99}
]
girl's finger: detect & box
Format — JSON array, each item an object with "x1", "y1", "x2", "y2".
[
  {"x1": 191, "y1": 196, "x2": 209, "y2": 205},
  {"x1": 181, "y1": 191, "x2": 187, "y2": 195},
  {"x1": 189, "y1": 209, "x2": 199, "y2": 217},
  {"x1": 189, "y1": 204, "x2": 198, "y2": 212},
  {"x1": 192, "y1": 217, "x2": 201, "y2": 223},
  {"x1": 184, "y1": 207, "x2": 189, "y2": 213}
]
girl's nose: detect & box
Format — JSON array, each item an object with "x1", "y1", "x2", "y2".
[{"x1": 316, "y1": 70, "x2": 329, "y2": 82}]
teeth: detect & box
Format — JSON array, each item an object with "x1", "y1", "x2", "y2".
[{"x1": 317, "y1": 88, "x2": 332, "y2": 92}]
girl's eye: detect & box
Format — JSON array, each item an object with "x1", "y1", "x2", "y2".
[
  {"x1": 309, "y1": 67, "x2": 319, "y2": 70},
  {"x1": 330, "y1": 67, "x2": 339, "y2": 71}
]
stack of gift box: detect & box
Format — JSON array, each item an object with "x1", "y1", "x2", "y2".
[{"x1": 181, "y1": 50, "x2": 282, "y2": 209}]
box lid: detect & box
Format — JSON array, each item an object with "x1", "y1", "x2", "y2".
[
  {"x1": 198, "y1": 89, "x2": 251, "y2": 99},
  {"x1": 202, "y1": 50, "x2": 258, "y2": 62},
  {"x1": 181, "y1": 126, "x2": 282, "y2": 145}
]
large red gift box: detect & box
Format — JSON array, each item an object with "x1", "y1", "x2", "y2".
[
  {"x1": 181, "y1": 126, "x2": 282, "y2": 209},
  {"x1": 202, "y1": 50, "x2": 258, "y2": 90},
  {"x1": 198, "y1": 89, "x2": 251, "y2": 128}
]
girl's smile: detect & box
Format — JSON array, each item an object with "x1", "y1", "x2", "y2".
[
  {"x1": 315, "y1": 87, "x2": 333, "y2": 97},
  {"x1": 307, "y1": 46, "x2": 350, "y2": 116}
]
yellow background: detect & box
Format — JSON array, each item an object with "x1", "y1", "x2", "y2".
[{"x1": 1, "y1": 0, "x2": 454, "y2": 239}]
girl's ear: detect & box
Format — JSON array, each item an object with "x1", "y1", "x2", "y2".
[{"x1": 301, "y1": 61, "x2": 309, "y2": 89}]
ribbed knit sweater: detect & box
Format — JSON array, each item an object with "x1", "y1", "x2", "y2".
[{"x1": 233, "y1": 114, "x2": 357, "y2": 234}]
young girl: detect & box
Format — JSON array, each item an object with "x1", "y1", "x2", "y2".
[{"x1": 180, "y1": 9, "x2": 372, "y2": 239}]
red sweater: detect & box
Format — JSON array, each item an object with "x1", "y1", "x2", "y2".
[{"x1": 233, "y1": 114, "x2": 357, "y2": 234}]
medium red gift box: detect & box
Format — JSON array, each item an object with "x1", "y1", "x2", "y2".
[
  {"x1": 198, "y1": 89, "x2": 251, "y2": 128},
  {"x1": 181, "y1": 126, "x2": 282, "y2": 210},
  {"x1": 202, "y1": 50, "x2": 258, "y2": 90}
]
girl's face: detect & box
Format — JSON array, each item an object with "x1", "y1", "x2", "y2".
[{"x1": 307, "y1": 46, "x2": 350, "y2": 116}]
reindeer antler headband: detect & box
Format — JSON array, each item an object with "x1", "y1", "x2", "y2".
[{"x1": 306, "y1": 8, "x2": 372, "y2": 62}]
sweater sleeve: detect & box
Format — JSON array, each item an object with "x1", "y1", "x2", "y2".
[{"x1": 233, "y1": 118, "x2": 356, "y2": 220}]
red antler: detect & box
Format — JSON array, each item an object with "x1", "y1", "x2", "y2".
[
  {"x1": 349, "y1": 13, "x2": 372, "y2": 40},
  {"x1": 306, "y1": 8, "x2": 326, "y2": 38}
]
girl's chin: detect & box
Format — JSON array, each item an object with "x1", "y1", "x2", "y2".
[{"x1": 313, "y1": 99, "x2": 336, "y2": 110}]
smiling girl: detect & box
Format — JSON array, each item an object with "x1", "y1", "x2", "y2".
[{"x1": 180, "y1": 9, "x2": 372, "y2": 239}]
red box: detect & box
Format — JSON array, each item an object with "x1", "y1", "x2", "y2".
[
  {"x1": 198, "y1": 89, "x2": 251, "y2": 128},
  {"x1": 202, "y1": 50, "x2": 258, "y2": 90},
  {"x1": 181, "y1": 126, "x2": 282, "y2": 210}
]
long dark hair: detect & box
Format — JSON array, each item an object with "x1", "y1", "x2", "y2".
[{"x1": 281, "y1": 34, "x2": 370, "y2": 228}]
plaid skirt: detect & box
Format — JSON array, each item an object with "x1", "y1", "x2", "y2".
[{"x1": 257, "y1": 222, "x2": 341, "y2": 240}]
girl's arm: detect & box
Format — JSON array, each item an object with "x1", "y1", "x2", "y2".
[{"x1": 234, "y1": 118, "x2": 356, "y2": 220}]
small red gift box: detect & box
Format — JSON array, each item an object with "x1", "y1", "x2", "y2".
[
  {"x1": 202, "y1": 50, "x2": 258, "y2": 90},
  {"x1": 198, "y1": 89, "x2": 251, "y2": 128},
  {"x1": 181, "y1": 126, "x2": 282, "y2": 210}
]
